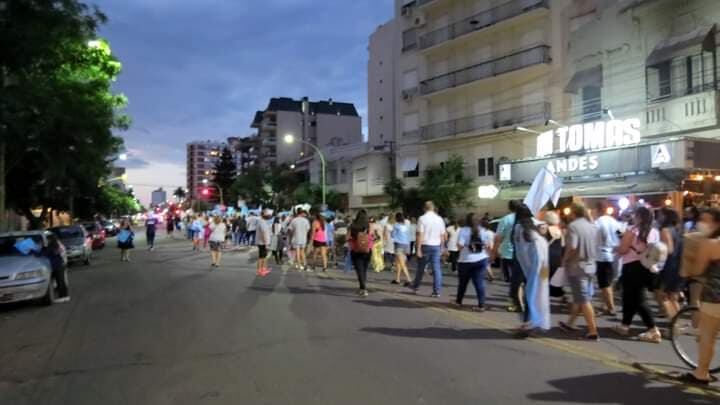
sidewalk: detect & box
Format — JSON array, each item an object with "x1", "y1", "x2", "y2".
[{"x1": 316, "y1": 258, "x2": 718, "y2": 389}]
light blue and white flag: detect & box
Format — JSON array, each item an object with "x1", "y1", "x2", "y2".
[{"x1": 523, "y1": 167, "x2": 563, "y2": 216}]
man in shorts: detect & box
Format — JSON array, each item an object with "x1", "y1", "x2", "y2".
[
  {"x1": 595, "y1": 200, "x2": 621, "y2": 315},
  {"x1": 289, "y1": 208, "x2": 311, "y2": 271},
  {"x1": 559, "y1": 203, "x2": 600, "y2": 341},
  {"x1": 256, "y1": 209, "x2": 273, "y2": 277}
]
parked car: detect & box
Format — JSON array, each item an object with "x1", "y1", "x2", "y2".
[
  {"x1": 101, "y1": 220, "x2": 119, "y2": 237},
  {"x1": 50, "y1": 225, "x2": 91, "y2": 266},
  {"x1": 0, "y1": 231, "x2": 62, "y2": 305},
  {"x1": 80, "y1": 221, "x2": 106, "y2": 250}
]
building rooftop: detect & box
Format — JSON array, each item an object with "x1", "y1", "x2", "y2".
[{"x1": 251, "y1": 97, "x2": 360, "y2": 128}]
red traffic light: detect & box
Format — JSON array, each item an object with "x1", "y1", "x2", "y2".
[{"x1": 201, "y1": 188, "x2": 210, "y2": 196}]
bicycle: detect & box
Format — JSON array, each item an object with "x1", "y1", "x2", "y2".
[{"x1": 670, "y1": 305, "x2": 720, "y2": 373}]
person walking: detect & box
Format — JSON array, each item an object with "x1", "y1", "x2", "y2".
[
  {"x1": 655, "y1": 207, "x2": 684, "y2": 319},
  {"x1": 679, "y1": 208, "x2": 720, "y2": 385},
  {"x1": 270, "y1": 216, "x2": 284, "y2": 265},
  {"x1": 166, "y1": 214, "x2": 174, "y2": 237},
  {"x1": 494, "y1": 200, "x2": 524, "y2": 312},
  {"x1": 613, "y1": 206, "x2": 663, "y2": 343},
  {"x1": 117, "y1": 220, "x2": 135, "y2": 262},
  {"x1": 349, "y1": 210, "x2": 373, "y2": 297},
  {"x1": 512, "y1": 205, "x2": 550, "y2": 337},
  {"x1": 558, "y1": 203, "x2": 600, "y2": 341},
  {"x1": 310, "y1": 212, "x2": 329, "y2": 271},
  {"x1": 544, "y1": 211, "x2": 565, "y2": 299},
  {"x1": 453, "y1": 213, "x2": 494, "y2": 311},
  {"x1": 246, "y1": 213, "x2": 258, "y2": 246},
  {"x1": 208, "y1": 216, "x2": 227, "y2": 268},
  {"x1": 369, "y1": 217, "x2": 385, "y2": 272},
  {"x1": 383, "y1": 215, "x2": 396, "y2": 272},
  {"x1": 408, "y1": 217, "x2": 417, "y2": 257},
  {"x1": 326, "y1": 217, "x2": 336, "y2": 267},
  {"x1": 191, "y1": 215, "x2": 204, "y2": 251},
  {"x1": 594, "y1": 201, "x2": 621, "y2": 315},
  {"x1": 409, "y1": 201, "x2": 447, "y2": 298},
  {"x1": 45, "y1": 235, "x2": 70, "y2": 303},
  {"x1": 446, "y1": 218, "x2": 460, "y2": 273},
  {"x1": 145, "y1": 214, "x2": 158, "y2": 251},
  {"x1": 288, "y1": 209, "x2": 311, "y2": 271},
  {"x1": 390, "y1": 212, "x2": 412, "y2": 286},
  {"x1": 256, "y1": 209, "x2": 273, "y2": 277},
  {"x1": 203, "y1": 216, "x2": 211, "y2": 250}
]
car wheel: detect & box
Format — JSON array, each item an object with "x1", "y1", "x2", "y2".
[{"x1": 41, "y1": 279, "x2": 55, "y2": 306}]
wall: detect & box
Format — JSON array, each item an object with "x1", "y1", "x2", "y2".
[{"x1": 368, "y1": 19, "x2": 399, "y2": 148}]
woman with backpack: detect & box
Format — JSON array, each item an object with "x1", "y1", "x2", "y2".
[
  {"x1": 613, "y1": 206, "x2": 663, "y2": 343},
  {"x1": 349, "y1": 210, "x2": 373, "y2": 297},
  {"x1": 453, "y1": 213, "x2": 494, "y2": 311},
  {"x1": 117, "y1": 220, "x2": 135, "y2": 262}
]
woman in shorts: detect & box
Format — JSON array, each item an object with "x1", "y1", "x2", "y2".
[
  {"x1": 311, "y1": 212, "x2": 328, "y2": 272},
  {"x1": 208, "y1": 216, "x2": 227, "y2": 268},
  {"x1": 390, "y1": 212, "x2": 412, "y2": 286}
]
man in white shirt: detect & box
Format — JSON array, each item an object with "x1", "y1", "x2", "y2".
[
  {"x1": 409, "y1": 201, "x2": 447, "y2": 297},
  {"x1": 288, "y1": 209, "x2": 311, "y2": 271},
  {"x1": 246, "y1": 214, "x2": 257, "y2": 246},
  {"x1": 594, "y1": 201, "x2": 622, "y2": 315}
]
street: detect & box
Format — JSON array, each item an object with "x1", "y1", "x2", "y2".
[{"x1": 0, "y1": 234, "x2": 717, "y2": 405}]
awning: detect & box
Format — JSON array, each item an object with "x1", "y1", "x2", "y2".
[
  {"x1": 499, "y1": 174, "x2": 682, "y2": 200},
  {"x1": 564, "y1": 65, "x2": 603, "y2": 94},
  {"x1": 401, "y1": 157, "x2": 419, "y2": 172},
  {"x1": 646, "y1": 24, "x2": 716, "y2": 67}
]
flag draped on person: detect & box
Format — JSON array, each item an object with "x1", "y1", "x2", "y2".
[{"x1": 523, "y1": 167, "x2": 563, "y2": 216}]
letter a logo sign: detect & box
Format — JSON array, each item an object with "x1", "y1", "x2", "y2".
[{"x1": 651, "y1": 144, "x2": 671, "y2": 168}]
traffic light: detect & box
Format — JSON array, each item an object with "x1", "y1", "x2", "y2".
[{"x1": 201, "y1": 188, "x2": 210, "y2": 196}]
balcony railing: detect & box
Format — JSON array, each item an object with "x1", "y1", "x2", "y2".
[
  {"x1": 419, "y1": 0, "x2": 549, "y2": 50},
  {"x1": 645, "y1": 89, "x2": 719, "y2": 137},
  {"x1": 420, "y1": 45, "x2": 551, "y2": 95},
  {"x1": 420, "y1": 102, "x2": 550, "y2": 141},
  {"x1": 417, "y1": 0, "x2": 437, "y2": 7}
]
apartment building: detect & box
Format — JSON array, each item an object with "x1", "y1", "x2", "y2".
[
  {"x1": 500, "y1": 0, "x2": 720, "y2": 211},
  {"x1": 186, "y1": 140, "x2": 239, "y2": 201},
  {"x1": 389, "y1": 0, "x2": 571, "y2": 215}
]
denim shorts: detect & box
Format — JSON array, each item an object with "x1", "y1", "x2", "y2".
[
  {"x1": 568, "y1": 274, "x2": 594, "y2": 304},
  {"x1": 395, "y1": 243, "x2": 410, "y2": 256}
]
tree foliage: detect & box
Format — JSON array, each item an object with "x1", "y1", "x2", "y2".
[
  {"x1": 419, "y1": 155, "x2": 474, "y2": 216},
  {"x1": 213, "y1": 147, "x2": 236, "y2": 203},
  {"x1": 173, "y1": 187, "x2": 186, "y2": 201},
  {"x1": 1, "y1": 1, "x2": 128, "y2": 228},
  {"x1": 383, "y1": 178, "x2": 424, "y2": 218}
]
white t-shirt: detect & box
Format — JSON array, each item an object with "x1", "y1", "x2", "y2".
[
  {"x1": 595, "y1": 215, "x2": 621, "y2": 263},
  {"x1": 457, "y1": 226, "x2": 493, "y2": 263},
  {"x1": 417, "y1": 211, "x2": 446, "y2": 247},
  {"x1": 289, "y1": 216, "x2": 311, "y2": 246},
  {"x1": 446, "y1": 225, "x2": 459, "y2": 252},
  {"x1": 247, "y1": 216, "x2": 257, "y2": 231},
  {"x1": 408, "y1": 223, "x2": 417, "y2": 242},
  {"x1": 209, "y1": 223, "x2": 227, "y2": 242}
]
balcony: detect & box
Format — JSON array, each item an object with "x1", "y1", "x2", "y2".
[
  {"x1": 420, "y1": 102, "x2": 550, "y2": 142},
  {"x1": 645, "y1": 89, "x2": 719, "y2": 137},
  {"x1": 420, "y1": 45, "x2": 551, "y2": 95},
  {"x1": 419, "y1": 0, "x2": 549, "y2": 51},
  {"x1": 417, "y1": 0, "x2": 438, "y2": 7}
]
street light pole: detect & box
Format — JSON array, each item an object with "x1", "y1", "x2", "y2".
[{"x1": 284, "y1": 134, "x2": 326, "y2": 210}]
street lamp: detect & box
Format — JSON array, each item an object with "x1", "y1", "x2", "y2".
[{"x1": 284, "y1": 133, "x2": 326, "y2": 210}]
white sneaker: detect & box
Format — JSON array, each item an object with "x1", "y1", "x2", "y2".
[{"x1": 54, "y1": 297, "x2": 71, "y2": 303}]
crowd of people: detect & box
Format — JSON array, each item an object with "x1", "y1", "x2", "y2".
[{"x1": 113, "y1": 198, "x2": 720, "y2": 385}]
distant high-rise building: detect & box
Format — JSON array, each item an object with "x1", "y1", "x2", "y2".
[
  {"x1": 151, "y1": 187, "x2": 167, "y2": 206},
  {"x1": 186, "y1": 140, "x2": 240, "y2": 201}
]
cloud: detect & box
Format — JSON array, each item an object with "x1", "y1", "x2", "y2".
[
  {"x1": 120, "y1": 157, "x2": 150, "y2": 169},
  {"x1": 92, "y1": 0, "x2": 394, "y2": 202}
]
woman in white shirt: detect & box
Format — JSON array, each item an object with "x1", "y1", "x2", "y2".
[
  {"x1": 209, "y1": 216, "x2": 227, "y2": 268},
  {"x1": 446, "y1": 218, "x2": 460, "y2": 272},
  {"x1": 453, "y1": 213, "x2": 493, "y2": 311}
]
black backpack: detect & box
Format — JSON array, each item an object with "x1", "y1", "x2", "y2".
[{"x1": 468, "y1": 231, "x2": 484, "y2": 253}]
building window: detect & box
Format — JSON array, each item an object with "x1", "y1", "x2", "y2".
[
  {"x1": 403, "y1": 163, "x2": 419, "y2": 178},
  {"x1": 582, "y1": 85, "x2": 601, "y2": 122},
  {"x1": 658, "y1": 61, "x2": 671, "y2": 98},
  {"x1": 477, "y1": 158, "x2": 495, "y2": 177},
  {"x1": 402, "y1": 28, "x2": 418, "y2": 52}
]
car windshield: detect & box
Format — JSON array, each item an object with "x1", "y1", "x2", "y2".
[
  {"x1": 0, "y1": 235, "x2": 43, "y2": 256},
  {"x1": 55, "y1": 228, "x2": 84, "y2": 239}
]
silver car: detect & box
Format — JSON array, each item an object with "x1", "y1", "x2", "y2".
[
  {"x1": 0, "y1": 231, "x2": 62, "y2": 305},
  {"x1": 50, "y1": 225, "x2": 91, "y2": 265}
]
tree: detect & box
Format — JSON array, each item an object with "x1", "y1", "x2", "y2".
[
  {"x1": 173, "y1": 187, "x2": 186, "y2": 202},
  {"x1": 383, "y1": 177, "x2": 423, "y2": 217},
  {"x1": 1, "y1": 1, "x2": 128, "y2": 229},
  {"x1": 419, "y1": 155, "x2": 474, "y2": 216},
  {"x1": 213, "y1": 147, "x2": 236, "y2": 205},
  {"x1": 229, "y1": 167, "x2": 269, "y2": 207},
  {"x1": 292, "y1": 183, "x2": 342, "y2": 211}
]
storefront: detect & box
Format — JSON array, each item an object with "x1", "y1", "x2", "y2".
[{"x1": 496, "y1": 116, "x2": 720, "y2": 212}]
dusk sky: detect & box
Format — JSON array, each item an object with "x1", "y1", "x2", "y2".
[{"x1": 93, "y1": 0, "x2": 394, "y2": 204}]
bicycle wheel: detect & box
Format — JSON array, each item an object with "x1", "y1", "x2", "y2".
[{"x1": 670, "y1": 306, "x2": 720, "y2": 373}]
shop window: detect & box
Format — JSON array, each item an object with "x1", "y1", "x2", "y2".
[
  {"x1": 582, "y1": 86, "x2": 602, "y2": 122},
  {"x1": 658, "y1": 61, "x2": 671, "y2": 98}
]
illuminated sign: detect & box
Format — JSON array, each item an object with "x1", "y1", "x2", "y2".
[
  {"x1": 536, "y1": 118, "x2": 641, "y2": 157},
  {"x1": 651, "y1": 144, "x2": 671, "y2": 168},
  {"x1": 478, "y1": 185, "x2": 500, "y2": 199},
  {"x1": 536, "y1": 118, "x2": 641, "y2": 175}
]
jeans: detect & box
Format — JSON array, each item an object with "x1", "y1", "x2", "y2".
[
  {"x1": 621, "y1": 261, "x2": 656, "y2": 328},
  {"x1": 146, "y1": 231, "x2": 155, "y2": 248},
  {"x1": 501, "y1": 258, "x2": 514, "y2": 282},
  {"x1": 232, "y1": 231, "x2": 242, "y2": 246},
  {"x1": 448, "y1": 250, "x2": 459, "y2": 272},
  {"x1": 509, "y1": 258, "x2": 525, "y2": 309},
  {"x1": 413, "y1": 245, "x2": 442, "y2": 295},
  {"x1": 351, "y1": 252, "x2": 370, "y2": 290},
  {"x1": 246, "y1": 231, "x2": 256, "y2": 246},
  {"x1": 456, "y1": 259, "x2": 488, "y2": 306}
]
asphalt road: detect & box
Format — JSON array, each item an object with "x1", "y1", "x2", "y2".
[{"x1": 0, "y1": 234, "x2": 716, "y2": 405}]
